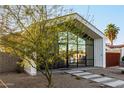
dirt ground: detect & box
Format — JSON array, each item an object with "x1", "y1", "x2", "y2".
[
  {"x1": 1, "y1": 67, "x2": 122, "y2": 88},
  {"x1": 0, "y1": 71, "x2": 110, "y2": 88},
  {"x1": 87, "y1": 66, "x2": 124, "y2": 80}
]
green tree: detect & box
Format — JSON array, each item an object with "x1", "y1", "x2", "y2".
[
  {"x1": 104, "y1": 24, "x2": 119, "y2": 45},
  {"x1": 0, "y1": 5, "x2": 76, "y2": 87}
]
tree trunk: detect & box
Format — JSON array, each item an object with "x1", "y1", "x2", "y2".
[
  {"x1": 110, "y1": 40, "x2": 113, "y2": 45},
  {"x1": 47, "y1": 76, "x2": 53, "y2": 88},
  {"x1": 44, "y1": 61, "x2": 53, "y2": 88}
]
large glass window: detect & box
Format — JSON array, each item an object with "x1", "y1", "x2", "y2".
[{"x1": 58, "y1": 31, "x2": 94, "y2": 68}]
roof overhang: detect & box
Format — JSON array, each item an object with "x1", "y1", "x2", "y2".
[
  {"x1": 52, "y1": 13, "x2": 105, "y2": 39},
  {"x1": 70, "y1": 13, "x2": 105, "y2": 39}
]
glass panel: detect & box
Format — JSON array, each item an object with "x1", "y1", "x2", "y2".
[
  {"x1": 78, "y1": 44, "x2": 86, "y2": 65},
  {"x1": 59, "y1": 45, "x2": 66, "y2": 52},
  {"x1": 86, "y1": 39, "x2": 94, "y2": 66},
  {"x1": 86, "y1": 38, "x2": 94, "y2": 45},
  {"x1": 78, "y1": 37, "x2": 85, "y2": 45},
  {"x1": 68, "y1": 32, "x2": 77, "y2": 44},
  {"x1": 68, "y1": 44, "x2": 77, "y2": 64},
  {"x1": 58, "y1": 44, "x2": 66, "y2": 66},
  {"x1": 58, "y1": 32, "x2": 67, "y2": 44}
]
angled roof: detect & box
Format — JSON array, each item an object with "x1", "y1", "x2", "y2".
[
  {"x1": 73, "y1": 13, "x2": 105, "y2": 38},
  {"x1": 49, "y1": 13, "x2": 105, "y2": 38}
]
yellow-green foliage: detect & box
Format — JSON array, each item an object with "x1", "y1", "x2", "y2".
[{"x1": 0, "y1": 5, "x2": 80, "y2": 87}]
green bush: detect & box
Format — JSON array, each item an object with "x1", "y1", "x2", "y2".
[
  {"x1": 16, "y1": 61, "x2": 24, "y2": 73},
  {"x1": 40, "y1": 56, "x2": 65, "y2": 69},
  {"x1": 122, "y1": 56, "x2": 124, "y2": 61},
  {"x1": 53, "y1": 56, "x2": 65, "y2": 68}
]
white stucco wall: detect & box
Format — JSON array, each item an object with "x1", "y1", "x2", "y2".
[
  {"x1": 121, "y1": 48, "x2": 124, "y2": 60},
  {"x1": 94, "y1": 38, "x2": 106, "y2": 68},
  {"x1": 24, "y1": 57, "x2": 37, "y2": 76}
]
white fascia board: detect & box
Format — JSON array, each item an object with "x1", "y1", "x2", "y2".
[
  {"x1": 102, "y1": 38, "x2": 106, "y2": 68},
  {"x1": 72, "y1": 13, "x2": 105, "y2": 39}
]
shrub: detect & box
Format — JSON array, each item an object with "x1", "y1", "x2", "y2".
[
  {"x1": 122, "y1": 56, "x2": 124, "y2": 61},
  {"x1": 16, "y1": 61, "x2": 24, "y2": 73},
  {"x1": 75, "y1": 76, "x2": 81, "y2": 80},
  {"x1": 53, "y1": 57, "x2": 65, "y2": 68},
  {"x1": 40, "y1": 57, "x2": 65, "y2": 69}
]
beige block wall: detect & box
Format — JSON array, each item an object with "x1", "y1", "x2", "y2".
[{"x1": 0, "y1": 52, "x2": 20, "y2": 73}]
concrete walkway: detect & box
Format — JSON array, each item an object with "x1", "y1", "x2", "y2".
[{"x1": 65, "y1": 70, "x2": 124, "y2": 88}]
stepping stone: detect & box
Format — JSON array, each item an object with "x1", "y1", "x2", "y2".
[
  {"x1": 66, "y1": 70, "x2": 83, "y2": 74},
  {"x1": 116, "y1": 84, "x2": 124, "y2": 88},
  {"x1": 88, "y1": 76, "x2": 103, "y2": 80},
  {"x1": 100, "y1": 79, "x2": 117, "y2": 83},
  {"x1": 73, "y1": 72, "x2": 92, "y2": 76},
  {"x1": 81, "y1": 74, "x2": 102, "y2": 79},
  {"x1": 91, "y1": 77, "x2": 114, "y2": 83},
  {"x1": 104, "y1": 80, "x2": 124, "y2": 87},
  {"x1": 66, "y1": 70, "x2": 124, "y2": 88}
]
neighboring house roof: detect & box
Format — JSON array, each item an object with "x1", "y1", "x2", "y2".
[
  {"x1": 106, "y1": 44, "x2": 123, "y2": 53},
  {"x1": 106, "y1": 44, "x2": 124, "y2": 49}
]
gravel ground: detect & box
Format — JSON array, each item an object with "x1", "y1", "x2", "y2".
[
  {"x1": 0, "y1": 71, "x2": 110, "y2": 88},
  {"x1": 87, "y1": 66, "x2": 124, "y2": 80},
  {"x1": 1, "y1": 67, "x2": 122, "y2": 88}
]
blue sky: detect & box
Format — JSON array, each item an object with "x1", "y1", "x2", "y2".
[{"x1": 65, "y1": 5, "x2": 124, "y2": 45}]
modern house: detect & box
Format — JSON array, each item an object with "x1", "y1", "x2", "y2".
[
  {"x1": 57, "y1": 13, "x2": 106, "y2": 68},
  {"x1": 0, "y1": 13, "x2": 106, "y2": 75}
]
